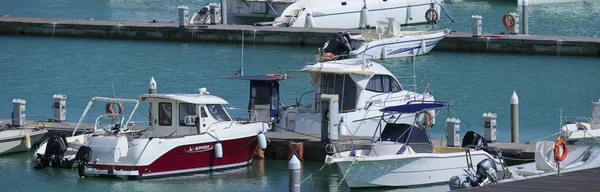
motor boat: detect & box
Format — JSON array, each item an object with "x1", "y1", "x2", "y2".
[
  {"x1": 227, "y1": 0, "x2": 296, "y2": 19},
  {"x1": 324, "y1": 102, "x2": 510, "y2": 188},
  {"x1": 322, "y1": 19, "x2": 447, "y2": 60},
  {"x1": 560, "y1": 100, "x2": 600, "y2": 144},
  {"x1": 82, "y1": 87, "x2": 269, "y2": 179},
  {"x1": 0, "y1": 123, "x2": 47, "y2": 155},
  {"x1": 33, "y1": 96, "x2": 141, "y2": 169},
  {"x1": 188, "y1": 3, "x2": 222, "y2": 25},
  {"x1": 449, "y1": 140, "x2": 600, "y2": 190},
  {"x1": 278, "y1": 58, "x2": 435, "y2": 137},
  {"x1": 272, "y1": 0, "x2": 441, "y2": 28}
]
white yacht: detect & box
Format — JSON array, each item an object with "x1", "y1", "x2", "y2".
[
  {"x1": 560, "y1": 100, "x2": 600, "y2": 144},
  {"x1": 272, "y1": 0, "x2": 441, "y2": 28},
  {"x1": 277, "y1": 58, "x2": 435, "y2": 137}
]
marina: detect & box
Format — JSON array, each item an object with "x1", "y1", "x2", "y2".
[{"x1": 1, "y1": 0, "x2": 600, "y2": 191}]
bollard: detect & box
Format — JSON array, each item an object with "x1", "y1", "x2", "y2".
[
  {"x1": 149, "y1": 77, "x2": 157, "y2": 126},
  {"x1": 471, "y1": 15, "x2": 482, "y2": 37},
  {"x1": 220, "y1": 0, "x2": 227, "y2": 24},
  {"x1": 511, "y1": 92, "x2": 519, "y2": 143},
  {"x1": 522, "y1": 0, "x2": 529, "y2": 34},
  {"x1": 178, "y1": 5, "x2": 189, "y2": 27},
  {"x1": 320, "y1": 94, "x2": 339, "y2": 142},
  {"x1": 483, "y1": 112, "x2": 497, "y2": 143},
  {"x1": 12, "y1": 98, "x2": 26, "y2": 127},
  {"x1": 53, "y1": 94, "x2": 67, "y2": 122},
  {"x1": 446, "y1": 118, "x2": 461, "y2": 147},
  {"x1": 289, "y1": 154, "x2": 301, "y2": 192}
]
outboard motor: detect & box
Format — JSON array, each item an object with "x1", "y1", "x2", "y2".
[
  {"x1": 74, "y1": 146, "x2": 93, "y2": 178},
  {"x1": 449, "y1": 158, "x2": 499, "y2": 190},
  {"x1": 322, "y1": 32, "x2": 353, "y2": 60},
  {"x1": 462, "y1": 131, "x2": 488, "y2": 151},
  {"x1": 34, "y1": 134, "x2": 68, "y2": 169}
]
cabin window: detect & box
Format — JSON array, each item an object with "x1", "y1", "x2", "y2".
[
  {"x1": 201, "y1": 107, "x2": 208, "y2": 118},
  {"x1": 320, "y1": 74, "x2": 357, "y2": 111},
  {"x1": 366, "y1": 75, "x2": 402, "y2": 93},
  {"x1": 207, "y1": 104, "x2": 231, "y2": 122},
  {"x1": 179, "y1": 103, "x2": 197, "y2": 126},
  {"x1": 341, "y1": 2, "x2": 347, "y2": 5},
  {"x1": 158, "y1": 102, "x2": 172, "y2": 126}
]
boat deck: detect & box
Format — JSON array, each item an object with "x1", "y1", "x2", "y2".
[{"x1": 460, "y1": 166, "x2": 600, "y2": 192}]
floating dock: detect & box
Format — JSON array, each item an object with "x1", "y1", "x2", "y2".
[{"x1": 0, "y1": 16, "x2": 598, "y2": 57}]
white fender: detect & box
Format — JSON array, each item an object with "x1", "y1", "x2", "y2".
[
  {"x1": 305, "y1": 13, "x2": 315, "y2": 28},
  {"x1": 380, "y1": 46, "x2": 387, "y2": 59},
  {"x1": 214, "y1": 141, "x2": 223, "y2": 159},
  {"x1": 420, "y1": 40, "x2": 426, "y2": 55},
  {"x1": 359, "y1": 6, "x2": 369, "y2": 28},
  {"x1": 24, "y1": 133, "x2": 31, "y2": 150},
  {"x1": 258, "y1": 131, "x2": 267, "y2": 150}
]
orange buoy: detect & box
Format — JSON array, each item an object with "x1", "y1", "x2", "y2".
[{"x1": 288, "y1": 141, "x2": 305, "y2": 161}]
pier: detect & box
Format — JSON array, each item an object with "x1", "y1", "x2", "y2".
[{"x1": 0, "y1": 16, "x2": 598, "y2": 57}]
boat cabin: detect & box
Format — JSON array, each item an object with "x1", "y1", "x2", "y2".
[
  {"x1": 221, "y1": 74, "x2": 299, "y2": 123},
  {"x1": 139, "y1": 88, "x2": 233, "y2": 137}
]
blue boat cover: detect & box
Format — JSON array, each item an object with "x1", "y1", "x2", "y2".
[{"x1": 380, "y1": 102, "x2": 447, "y2": 113}]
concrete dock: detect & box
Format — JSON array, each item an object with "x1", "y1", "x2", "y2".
[{"x1": 1, "y1": 16, "x2": 599, "y2": 57}]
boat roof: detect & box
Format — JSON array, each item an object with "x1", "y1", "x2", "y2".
[
  {"x1": 380, "y1": 102, "x2": 448, "y2": 113},
  {"x1": 220, "y1": 74, "x2": 301, "y2": 81},
  {"x1": 288, "y1": 58, "x2": 390, "y2": 76},
  {"x1": 139, "y1": 93, "x2": 228, "y2": 105}
]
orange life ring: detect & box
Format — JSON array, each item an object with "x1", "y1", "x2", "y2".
[
  {"x1": 416, "y1": 110, "x2": 434, "y2": 131},
  {"x1": 105, "y1": 103, "x2": 124, "y2": 120},
  {"x1": 425, "y1": 8, "x2": 439, "y2": 25},
  {"x1": 502, "y1": 13, "x2": 516, "y2": 31},
  {"x1": 554, "y1": 139, "x2": 568, "y2": 162},
  {"x1": 321, "y1": 52, "x2": 336, "y2": 62}
]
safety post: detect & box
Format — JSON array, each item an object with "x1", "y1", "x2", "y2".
[
  {"x1": 177, "y1": 5, "x2": 188, "y2": 27},
  {"x1": 510, "y1": 92, "x2": 519, "y2": 143},
  {"x1": 483, "y1": 112, "x2": 497, "y2": 143},
  {"x1": 289, "y1": 154, "x2": 301, "y2": 192},
  {"x1": 522, "y1": 0, "x2": 529, "y2": 34}
]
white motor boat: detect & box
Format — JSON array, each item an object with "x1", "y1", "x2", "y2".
[
  {"x1": 82, "y1": 87, "x2": 269, "y2": 179},
  {"x1": 278, "y1": 58, "x2": 435, "y2": 137},
  {"x1": 322, "y1": 19, "x2": 446, "y2": 60},
  {"x1": 188, "y1": 3, "x2": 222, "y2": 25},
  {"x1": 0, "y1": 124, "x2": 47, "y2": 155},
  {"x1": 33, "y1": 97, "x2": 141, "y2": 169},
  {"x1": 560, "y1": 100, "x2": 600, "y2": 144},
  {"x1": 450, "y1": 140, "x2": 600, "y2": 190},
  {"x1": 324, "y1": 102, "x2": 509, "y2": 188},
  {"x1": 272, "y1": 0, "x2": 441, "y2": 28}
]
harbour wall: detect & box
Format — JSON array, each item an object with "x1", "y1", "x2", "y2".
[{"x1": 0, "y1": 16, "x2": 598, "y2": 57}]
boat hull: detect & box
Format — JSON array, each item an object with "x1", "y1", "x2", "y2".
[
  {"x1": 85, "y1": 135, "x2": 259, "y2": 179},
  {"x1": 0, "y1": 128, "x2": 47, "y2": 155},
  {"x1": 329, "y1": 151, "x2": 497, "y2": 188},
  {"x1": 351, "y1": 31, "x2": 445, "y2": 59}
]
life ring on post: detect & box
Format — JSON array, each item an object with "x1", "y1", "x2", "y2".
[
  {"x1": 105, "y1": 103, "x2": 124, "y2": 120},
  {"x1": 425, "y1": 6, "x2": 439, "y2": 25},
  {"x1": 415, "y1": 110, "x2": 434, "y2": 131},
  {"x1": 502, "y1": 13, "x2": 516, "y2": 31},
  {"x1": 554, "y1": 139, "x2": 568, "y2": 162}
]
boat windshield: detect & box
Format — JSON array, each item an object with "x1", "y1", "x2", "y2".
[
  {"x1": 378, "y1": 123, "x2": 432, "y2": 153},
  {"x1": 207, "y1": 104, "x2": 231, "y2": 122}
]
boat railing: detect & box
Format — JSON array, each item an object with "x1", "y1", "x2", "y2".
[
  {"x1": 315, "y1": 54, "x2": 374, "y2": 65},
  {"x1": 463, "y1": 145, "x2": 512, "y2": 180},
  {"x1": 561, "y1": 115, "x2": 591, "y2": 125}
]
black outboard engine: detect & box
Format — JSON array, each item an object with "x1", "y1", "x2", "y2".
[
  {"x1": 322, "y1": 32, "x2": 353, "y2": 60},
  {"x1": 34, "y1": 134, "x2": 68, "y2": 169},
  {"x1": 462, "y1": 131, "x2": 488, "y2": 151},
  {"x1": 73, "y1": 146, "x2": 93, "y2": 178},
  {"x1": 449, "y1": 158, "x2": 499, "y2": 190}
]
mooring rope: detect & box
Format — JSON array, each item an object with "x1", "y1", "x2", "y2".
[{"x1": 337, "y1": 157, "x2": 359, "y2": 188}]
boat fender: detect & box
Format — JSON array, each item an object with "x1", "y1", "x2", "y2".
[
  {"x1": 24, "y1": 133, "x2": 31, "y2": 150},
  {"x1": 425, "y1": 4, "x2": 439, "y2": 25},
  {"x1": 415, "y1": 110, "x2": 434, "y2": 131},
  {"x1": 554, "y1": 139, "x2": 568, "y2": 162},
  {"x1": 258, "y1": 131, "x2": 267, "y2": 150},
  {"x1": 105, "y1": 102, "x2": 124, "y2": 120},
  {"x1": 215, "y1": 141, "x2": 223, "y2": 159}
]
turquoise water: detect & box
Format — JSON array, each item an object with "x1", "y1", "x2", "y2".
[{"x1": 1, "y1": 0, "x2": 600, "y2": 191}]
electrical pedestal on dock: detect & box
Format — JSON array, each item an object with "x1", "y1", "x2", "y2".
[
  {"x1": 446, "y1": 118, "x2": 461, "y2": 147},
  {"x1": 12, "y1": 98, "x2": 26, "y2": 127},
  {"x1": 471, "y1": 15, "x2": 482, "y2": 37},
  {"x1": 483, "y1": 112, "x2": 497, "y2": 143},
  {"x1": 53, "y1": 94, "x2": 67, "y2": 122}
]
